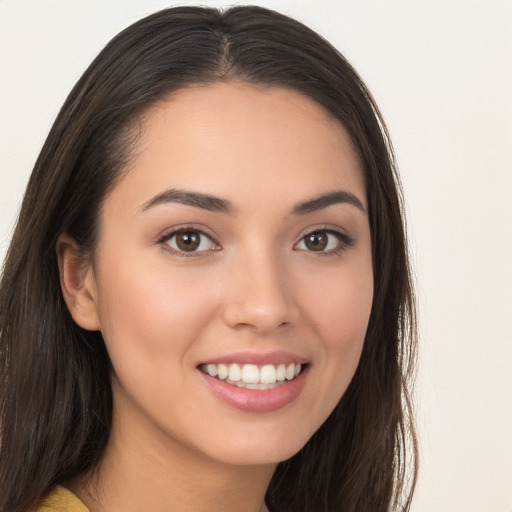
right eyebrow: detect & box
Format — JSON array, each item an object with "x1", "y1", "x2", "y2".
[
  {"x1": 292, "y1": 190, "x2": 366, "y2": 215},
  {"x1": 140, "y1": 188, "x2": 236, "y2": 215}
]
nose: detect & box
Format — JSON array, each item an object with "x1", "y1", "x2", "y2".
[{"x1": 222, "y1": 250, "x2": 300, "y2": 335}]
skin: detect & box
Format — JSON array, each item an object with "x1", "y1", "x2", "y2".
[{"x1": 58, "y1": 81, "x2": 374, "y2": 512}]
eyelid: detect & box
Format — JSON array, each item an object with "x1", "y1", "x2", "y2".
[
  {"x1": 156, "y1": 225, "x2": 221, "y2": 256},
  {"x1": 294, "y1": 226, "x2": 355, "y2": 254}
]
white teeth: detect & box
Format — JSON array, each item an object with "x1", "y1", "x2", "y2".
[
  {"x1": 217, "y1": 364, "x2": 228, "y2": 380},
  {"x1": 228, "y1": 363, "x2": 242, "y2": 382},
  {"x1": 202, "y1": 362, "x2": 303, "y2": 386},
  {"x1": 241, "y1": 364, "x2": 259, "y2": 384},
  {"x1": 260, "y1": 364, "x2": 277, "y2": 384},
  {"x1": 276, "y1": 364, "x2": 286, "y2": 381},
  {"x1": 232, "y1": 379, "x2": 281, "y2": 390}
]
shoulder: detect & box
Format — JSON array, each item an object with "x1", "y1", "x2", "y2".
[{"x1": 32, "y1": 486, "x2": 89, "y2": 512}]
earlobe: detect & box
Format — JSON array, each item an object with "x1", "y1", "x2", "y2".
[{"x1": 56, "y1": 233, "x2": 101, "y2": 331}]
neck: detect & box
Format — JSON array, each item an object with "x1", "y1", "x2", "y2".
[{"x1": 69, "y1": 393, "x2": 275, "y2": 512}]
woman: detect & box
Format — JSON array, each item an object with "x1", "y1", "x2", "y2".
[{"x1": 0, "y1": 6, "x2": 417, "y2": 512}]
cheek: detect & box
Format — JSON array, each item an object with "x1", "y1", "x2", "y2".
[
  {"x1": 301, "y1": 261, "x2": 373, "y2": 396},
  {"x1": 94, "y1": 253, "x2": 221, "y2": 370},
  {"x1": 305, "y1": 265, "x2": 373, "y2": 347}
]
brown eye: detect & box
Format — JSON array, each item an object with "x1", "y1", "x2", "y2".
[
  {"x1": 176, "y1": 231, "x2": 200, "y2": 251},
  {"x1": 295, "y1": 229, "x2": 352, "y2": 253},
  {"x1": 165, "y1": 229, "x2": 217, "y2": 254},
  {"x1": 304, "y1": 232, "x2": 328, "y2": 251}
]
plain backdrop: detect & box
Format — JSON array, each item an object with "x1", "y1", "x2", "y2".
[{"x1": 1, "y1": 1, "x2": 511, "y2": 511}]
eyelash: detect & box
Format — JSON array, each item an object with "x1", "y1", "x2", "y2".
[
  {"x1": 294, "y1": 228, "x2": 355, "y2": 256},
  {"x1": 156, "y1": 226, "x2": 354, "y2": 257},
  {"x1": 157, "y1": 227, "x2": 220, "y2": 258}
]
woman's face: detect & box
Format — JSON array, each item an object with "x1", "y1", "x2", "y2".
[{"x1": 82, "y1": 82, "x2": 373, "y2": 467}]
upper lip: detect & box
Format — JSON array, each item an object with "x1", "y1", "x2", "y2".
[{"x1": 199, "y1": 350, "x2": 309, "y2": 367}]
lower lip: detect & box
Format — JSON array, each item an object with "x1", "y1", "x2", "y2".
[{"x1": 199, "y1": 368, "x2": 308, "y2": 412}]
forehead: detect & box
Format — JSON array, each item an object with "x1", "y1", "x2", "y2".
[{"x1": 110, "y1": 81, "x2": 366, "y2": 213}]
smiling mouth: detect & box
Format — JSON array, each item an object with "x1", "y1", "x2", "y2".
[{"x1": 199, "y1": 363, "x2": 304, "y2": 390}]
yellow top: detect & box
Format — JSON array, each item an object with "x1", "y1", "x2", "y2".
[{"x1": 34, "y1": 486, "x2": 89, "y2": 512}]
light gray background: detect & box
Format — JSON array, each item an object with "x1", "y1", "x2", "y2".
[{"x1": 1, "y1": 1, "x2": 511, "y2": 510}]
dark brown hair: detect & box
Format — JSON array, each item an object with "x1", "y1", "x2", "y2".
[{"x1": 0, "y1": 6, "x2": 417, "y2": 511}]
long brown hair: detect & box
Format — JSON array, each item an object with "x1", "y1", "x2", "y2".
[{"x1": 0, "y1": 6, "x2": 417, "y2": 511}]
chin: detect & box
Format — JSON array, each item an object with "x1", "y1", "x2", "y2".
[{"x1": 198, "y1": 422, "x2": 316, "y2": 468}]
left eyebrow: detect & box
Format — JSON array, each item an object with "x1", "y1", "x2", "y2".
[
  {"x1": 140, "y1": 188, "x2": 236, "y2": 215},
  {"x1": 292, "y1": 190, "x2": 366, "y2": 215}
]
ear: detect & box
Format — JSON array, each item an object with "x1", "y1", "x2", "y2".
[{"x1": 57, "y1": 233, "x2": 101, "y2": 331}]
